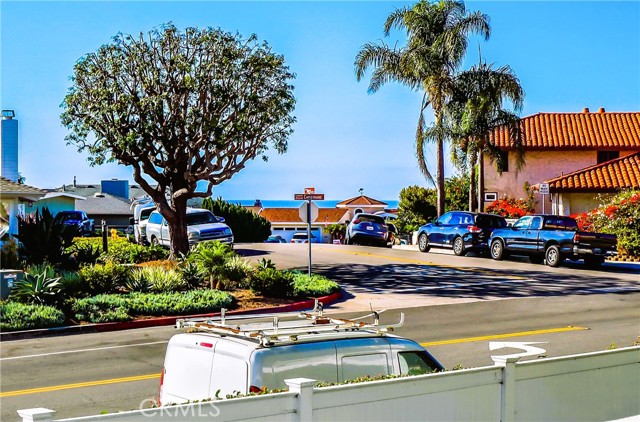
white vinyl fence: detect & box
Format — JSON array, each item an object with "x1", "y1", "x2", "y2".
[{"x1": 19, "y1": 346, "x2": 640, "y2": 422}]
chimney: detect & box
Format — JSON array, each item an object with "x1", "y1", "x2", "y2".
[
  {"x1": 73, "y1": 176, "x2": 77, "y2": 188},
  {"x1": 0, "y1": 110, "x2": 19, "y2": 182},
  {"x1": 598, "y1": 107, "x2": 606, "y2": 113},
  {"x1": 582, "y1": 107, "x2": 590, "y2": 113}
]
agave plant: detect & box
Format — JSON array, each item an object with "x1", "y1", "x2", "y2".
[
  {"x1": 190, "y1": 241, "x2": 234, "y2": 290},
  {"x1": 256, "y1": 258, "x2": 276, "y2": 271},
  {"x1": 124, "y1": 269, "x2": 152, "y2": 293},
  {"x1": 10, "y1": 270, "x2": 62, "y2": 306}
]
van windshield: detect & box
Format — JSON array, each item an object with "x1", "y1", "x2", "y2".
[
  {"x1": 398, "y1": 351, "x2": 442, "y2": 375},
  {"x1": 186, "y1": 212, "x2": 218, "y2": 226}
]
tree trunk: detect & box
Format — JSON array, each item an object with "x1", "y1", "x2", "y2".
[
  {"x1": 436, "y1": 139, "x2": 445, "y2": 216},
  {"x1": 166, "y1": 198, "x2": 190, "y2": 258},
  {"x1": 469, "y1": 155, "x2": 477, "y2": 212},
  {"x1": 477, "y1": 153, "x2": 485, "y2": 212}
]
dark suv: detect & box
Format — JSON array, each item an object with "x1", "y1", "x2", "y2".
[
  {"x1": 417, "y1": 211, "x2": 507, "y2": 256},
  {"x1": 345, "y1": 213, "x2": 388, "y2": 247}
]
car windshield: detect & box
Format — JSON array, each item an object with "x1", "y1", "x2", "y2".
[
  {"x1": 544, "y1": 216, "x2": 578, "y2": 231},
  {"x1": 186, "y1": 212, "x2": 217, "y2": 226},
  {"x1": 59, "y1": 212, "x2": 82, "y2": 221},
  {"x1": 293, "y1": 233, "x2": 315, "y2": 239},
  {"x1": 356, "y1": 215, "x2": 385, "y2": 224},
  {"x1": 476, "y1": 215, "x2": 507, "y2": 228}
]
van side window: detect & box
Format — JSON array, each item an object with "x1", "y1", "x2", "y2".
[
  {"x1": 341, "y1": 353, "x2": 389, "y2": 381},
  {"x1": 398, "y1": 351, "x2": 441, "y2": 375}
]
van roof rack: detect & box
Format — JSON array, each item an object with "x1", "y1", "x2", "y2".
[{"x1": 176, "y1": 300, "x2": 404, "y2": 347}]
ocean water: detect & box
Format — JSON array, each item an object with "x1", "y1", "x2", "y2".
[{"x1": 228, "y1": 199, "x2": 399, "y2": 209}]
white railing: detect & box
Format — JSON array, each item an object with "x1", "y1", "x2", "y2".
[{"x1": 18, "y1": 346, "x2": 640, "y2": 422}]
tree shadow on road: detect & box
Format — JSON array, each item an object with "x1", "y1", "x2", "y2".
[{"x1": 302, "y1": 262, "x2": 639, "y2": 300}]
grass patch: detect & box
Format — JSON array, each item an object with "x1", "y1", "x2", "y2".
[{"x1": 0, "y1": 302, "x2": 66, "y2": 331}]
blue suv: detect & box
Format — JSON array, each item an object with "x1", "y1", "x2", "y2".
[{"x1": 417, "y1": 211, "x2": 507, "y2": 256}]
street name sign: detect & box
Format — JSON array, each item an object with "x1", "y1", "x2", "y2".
[{"x1": 294, "y1": 193, "x2": 325, "y2": 200}]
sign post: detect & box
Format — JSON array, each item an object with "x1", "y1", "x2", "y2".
[
  {"x1": 294, "y1": 188, "x2": 324, "y2": 276},
  {"x1": 539, "y1": 183, "x2": 550, "y2": 214}
]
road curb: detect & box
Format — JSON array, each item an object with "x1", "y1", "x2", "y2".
[{"x1": 0, "y1": 290, "x2": 343, "y2": 342}]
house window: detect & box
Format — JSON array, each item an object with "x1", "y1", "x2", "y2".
[
  {"x1": 597, "y1": 151, "x2": 619, "y2": 164},
  {"x1": 497, "y1": 151, "x2": 509, "y2": 172}
]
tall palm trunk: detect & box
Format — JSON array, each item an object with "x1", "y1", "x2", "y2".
[
  {"x1": 435, "y1": 109, "x2": 446, "y2": 217},
  {"x1": 468, "y1": 152, "x2": 477, "y2": 211},
  {"x1": 477, "y1": 152, "x2": 485, "y2": 212}
]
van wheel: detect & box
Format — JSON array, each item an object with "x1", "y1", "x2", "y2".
[
  {"x1": 150, "y1": 236, "x2": 159, "y2": 247},
  {"x1": 452, "y1": 237, "x2": 466, "y2": 256},
  {"x1": 490, "y1": 240, "x2": 506, "y2": 260},
  {"x1": 545, "y1": 245, "x2": 564, "y2": 267},
  {"x1": 418, "y1": 233, "x2": 430, "y2": 253}
]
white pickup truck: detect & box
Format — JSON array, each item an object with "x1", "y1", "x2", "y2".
[{"x1": 146, "y1": 208, "x2": 233, "y2": 247}]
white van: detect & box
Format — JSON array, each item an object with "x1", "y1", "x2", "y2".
[{"x1": 159, "y1": 310, "x2": 443, "y2": 405}]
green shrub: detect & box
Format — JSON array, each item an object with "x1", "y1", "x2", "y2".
[
  {"x1": 70, "y1": 237, "x2": 168, "y2": 264},
  {"x1": 201, "y1": 197, "x2": 271, "y2": 242},
  {"x1": 14, "y1": 207, "x2": 77, "y2": 265},
  {"x1": 124, "y1": 270, "x2": 152, "y2": 293},
  {"x1": 68, "y1": 242, "x2": 101, "y2": 267},
  {"x1": 292, "y1": 272, "x2": 340, "y2": 298},
  {"x1": 9, "y1": 270, "x2": 62, "y2": 306},
  {"x1": 131, "y1": 266, "x2": 185, "y2": 293},
  {"x1": 588, "y1": 190, "x2": 640, "y2": 256},
  {"x1": 72, "y1": 294, "x2": 131, "y2": 322},
  {"x1": 249, "y1": 268, "x2": 294, "y2": 298},
  {"x1": 190, "y1": 241, "x2": 234, "y2": 290},
  {"x1": 256, "y1": 258, "x2": 276, "y2": 270},
  {"x1": 177, "y1": 260, "x2": 202, "y2": 289},
  {"x1": 72, "y1": 290, "x2": 235, "y2": 322},
  {"x1": 222, "y1": 256, "x2": 252, "y2": 289},
  {"x1": 1, "y1": 238, "x2": 21, "y2": 269},
  {"x1": 0, "y1": 302, "x2": 65, "y2": 331},
  {"x1": 78, "y1": 262, "x2": 131, "y2": 294}
]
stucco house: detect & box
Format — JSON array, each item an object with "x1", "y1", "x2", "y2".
[
  {"x1": 259, "y1": 204, "x2": 350, "y2": 243},
  {"x1": 335, "y1": 195, "x2": 388, "y2": 220},
  {"x1": 483, "y1": 108, "x2": 640, "y2": 214}
]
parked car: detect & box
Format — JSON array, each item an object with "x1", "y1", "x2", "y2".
[
  {"x1": 129, "y1": 199, "x2": 156, "y2": 245},
  {"x1": 265, "y1": 235, "x2": 286, "y2": 243},
  {"x1": 160, "y1": 313, "x2": 443, "y2": 405},
  {"x1": 488, "y1": 215, "x2": 617, "y2": 268},
  {"x1": 53, "y1": 210, "x2": 95, "y2": 236},
  {"x1": 146, "y1": 208, "x2": 233, "y2": 247},
  {"x1": 345, "y1": 213, "x2": 388, "y2": 247},
  {"x1": 290, "y1": 232, "x2": 317, "y2": 243},
  {"x1": 417, "y1": 211, "x2": 507, "y2": 256}
]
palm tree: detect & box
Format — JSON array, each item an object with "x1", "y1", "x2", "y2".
[
  {"x1": 448, "y1": 60, "x2": 525, "y2": 211},
  {"x1": 355, "y1": 0, "x2": 490, "y2": 216}
]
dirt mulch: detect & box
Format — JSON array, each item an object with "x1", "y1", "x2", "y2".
[{"x1": 231, "y1": 289, "x2": 295, "y2": 311}]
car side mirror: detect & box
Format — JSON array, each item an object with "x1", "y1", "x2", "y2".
[
  {"x1": 435, "y1": 221, "x2": 441, "y2": 226},
  {"x1": 345, "y1": 220, "x2": 350, "y2": 225},
  {"x1": 129, "y1": 217, "x2": 134, "y2": 225},
  {"x1": 217, "y1": 217, "x2": 226, "y2": 223}
]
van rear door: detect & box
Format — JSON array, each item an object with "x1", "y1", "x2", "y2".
[{"x1": 161, "y1": 335, "x2": 216, "y2": 404}]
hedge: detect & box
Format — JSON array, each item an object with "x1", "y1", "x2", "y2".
[
  {"x1": 0, "y1": 302, "x2": 66, "y2": 331},
  {"x1": 292, "y1": 273, "x2": 340, "y2": 298},
  {"x1": 73, "y1": 290, "x2": 236, "y2": 323}
]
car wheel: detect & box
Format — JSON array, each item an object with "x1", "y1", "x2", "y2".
[
  {"x1": 453, "y1": 237, "x2": 466, "y2": 256},
  {"x1": 584, "y1": 255, "x2": 604, "y2": 269},
  {"x1": 150, "y1": 236, "x2": 159, "y2": 247},
  {"x1": 545, "y1": 245, "x2": 564, "y2": 267},
  {"x1": 418, "y1": 233, "x2": 430, "y2": 253},
  {"x1": 529, "y1": 255, "x2": 544, "y2": 264},
  {"x1": 490, "y1": 240, "x2": 506, "y2": 260}
]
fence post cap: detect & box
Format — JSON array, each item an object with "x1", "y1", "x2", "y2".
[
  {"x1": 17, "y1": 408, "x2": 56, "y2": 422},
  {"x1": 284, "y1": 378, "x2": 317, "y2": 389},
  {"x1": 492, "y1": 356, "x2": 521, "y2": 366}
]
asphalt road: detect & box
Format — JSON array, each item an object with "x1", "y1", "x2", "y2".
[{"x1": 1, "y1": 243, "x2": 638, "y2": 420}]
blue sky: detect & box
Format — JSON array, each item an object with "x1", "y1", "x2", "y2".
[{"x1": 2, "y1": 1, "x2": 639, "y2": 201}]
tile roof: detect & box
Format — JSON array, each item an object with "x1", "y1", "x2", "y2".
[
  {"x1": 542, "y1": 151, "x2": 640, "y2": 192},
  {"x1": 0, "y1": 177, "x2": 46, "y2": 196},
  {"x1": 336, "y1": 195, "x2": 388, "y2": 207},
  {"x1": 490, "y1": 110, "x2": 640, "y2": 150},
  {"x1": 314, "y1": 208, "x2": 349, "y2": 223},
  {"x1": 259, "y1": 208, "x2": 303, "y2": 223}
]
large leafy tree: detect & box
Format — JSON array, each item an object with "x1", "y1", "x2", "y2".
[
  {"x1": 448, "y1": 61, "x2": 524, "y2": 211},
  {"x1": 355, "y1": 0, "x2": 490, "y2": 216},
  {"x1": 61, "y1": 24, "x2": 296, "y2": 256}
]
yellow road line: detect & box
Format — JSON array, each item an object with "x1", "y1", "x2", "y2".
[
  {"x1": 420, "y1": 326, "x2": 589, "y2": 347},
  {"x1": 324, "y1": 247, "x2": 527, "y2": 279},
  {"x1": 1, "y1": 327, "x2": 589, "y2": 398},
  {"x1": 0, "y1": 373, "x2": 160, "y2": 398}
]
